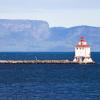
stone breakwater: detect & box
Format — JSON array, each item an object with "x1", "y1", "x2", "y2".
[{"x1": 0, "y1": 60, "x2": 95, "y2": 64}]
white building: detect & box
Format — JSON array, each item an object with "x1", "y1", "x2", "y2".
[{"x1": 73, "y1": 37, "x2": 94, "y2": 63}]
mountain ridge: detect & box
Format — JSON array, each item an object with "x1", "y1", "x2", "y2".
[{"x1": 0, "y1": 19, "x2": 100, "y2": 51}]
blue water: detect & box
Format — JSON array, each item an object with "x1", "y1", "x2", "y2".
[{"x1": 0, "y1": 52, "x2": 100, "y2": 100}]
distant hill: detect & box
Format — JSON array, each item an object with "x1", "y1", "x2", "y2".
[
  {"x1": 0, "y1": 19, "x2": 50, "y2": 51},
  {"x1": 50, "y1": 26, "x2": 100, "y2": 51},
  {"x1": 0, "y1": 19, "x2": 100, "y2": 51}
]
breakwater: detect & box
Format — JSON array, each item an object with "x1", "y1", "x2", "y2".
[{"x1": 0, "y1": 60, "x2": 95, "y2": 64}]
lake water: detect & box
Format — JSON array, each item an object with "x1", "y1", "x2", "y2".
[{"x1": 0, "y1": 52, "x2": 100, "y2": 100}]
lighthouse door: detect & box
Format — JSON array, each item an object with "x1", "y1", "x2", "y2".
[{"x1": 77, "y1": 56, "x2": 83, "y2": 63}]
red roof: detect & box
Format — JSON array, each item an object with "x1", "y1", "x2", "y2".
[
  {"x1": 76, "y1": 44, "x2": 90, "y2": 48},
  {"x1": 76, "y1": 37, "x2": 90, "y2": 48}
]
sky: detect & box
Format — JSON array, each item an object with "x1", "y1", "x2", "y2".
[{"x1": 0, "y1": 0, "x2": 100, "y2": 27}]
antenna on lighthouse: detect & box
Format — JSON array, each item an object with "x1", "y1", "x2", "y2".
[
  {"x1": 80, "y1": 36, "x2": 84, "y2": 40},
  {"x1": 81, "y1": 36, "x2": 84, "y2": 39}
]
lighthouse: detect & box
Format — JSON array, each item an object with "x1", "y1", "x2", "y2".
[{"x1": 73, "y1": 37, "x2": 94, "y2": 63}]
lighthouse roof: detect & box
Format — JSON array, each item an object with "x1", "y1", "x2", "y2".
[{"x1": 76, "y1": 37, "x2": 90, "y2": 48}]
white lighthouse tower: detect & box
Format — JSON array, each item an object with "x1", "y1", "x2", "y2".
[{"x1": 73, "y1": 37, "x2": 94, "y2": 63}]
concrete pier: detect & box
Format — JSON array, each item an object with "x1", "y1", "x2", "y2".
[{"x1": 0, "y1": 60, "x2": 95, "y2": 64}]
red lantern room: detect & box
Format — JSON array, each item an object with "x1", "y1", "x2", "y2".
[{"x1": 76, "y1": 36, "x2": 90, "y2": 48}]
